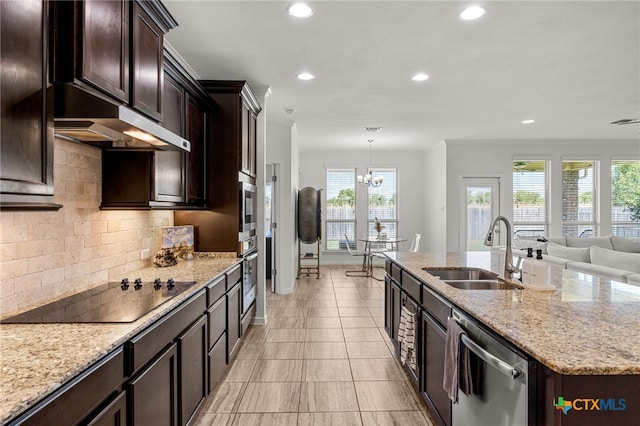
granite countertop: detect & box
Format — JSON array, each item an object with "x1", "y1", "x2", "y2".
[
  {"x1": 386, "y1": 251, "x2": 640, "y2": 376},
  {"x1": 0, "y1": 253, "x2": 239, "y2": 424}
]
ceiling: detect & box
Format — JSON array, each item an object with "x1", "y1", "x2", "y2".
[{"x1": 163, "y1": 1, "x2": 640, "y2": 152}]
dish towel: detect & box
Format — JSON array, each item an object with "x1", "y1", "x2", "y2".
[
  {"x1": 398, "y1": 305, "x2": 417, "y2": 371},
  {"x1": 443, "y1": 317, "x2": 473, "y2": 403}
]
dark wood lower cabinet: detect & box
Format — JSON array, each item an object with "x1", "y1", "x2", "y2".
[
  {"x1": 422, "y1": 311, "x2": 451, "y2": 426},
  {"x1": 226, "y1": 282, "x2": 242, "y2": 359},
  {"x1": 178, "y1": 315, "x2": 208, "y2": 426},
  {"x1": 384, "y1": 276, "x2": 392, "y2": 336},
  {"x1": 8, "y1": 267, "x2": 253, "y2": 426},
  {"x1": 86, "y1": 392, "x2": 127, "y2": 426},
  {"x1": 390, "y1": 280, "x2": 402, "y2": 353},
  {"x1": 241, "y1": 303, "x2": 256, "y2": 336},
  {"x1": 208, "y1": 333, "x2": 227, "y2": 393},
  {"x1": 9, "y1": 349, "x2": 123, "y2": 426},
  {"x1": 129, "y1": 343, "x2": 178, "y2": 426}
]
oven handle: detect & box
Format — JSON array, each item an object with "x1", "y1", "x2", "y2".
[
  {"x1": 245, "y1": 252, "x2": 259, "y2": 262},
  {"x1": 451, "y1": 317, "x2": 522, "y2": 379}
]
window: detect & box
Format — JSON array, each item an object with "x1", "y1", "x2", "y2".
[
  {"x1": 562, "y1": 160, "x2": 599, "y2": 237},
  {"x1": 367, "y1": 169, "x2": 398, "y2": 238},
  {"x1": 513, "y1": 160, "x2": 548, "y2": 239},
  {"x1": 611, "y1": 160, "x2": 640, "y2": 238},
  {"x1": 325, "y1": 168, "x2": 356, "y2": 251}
]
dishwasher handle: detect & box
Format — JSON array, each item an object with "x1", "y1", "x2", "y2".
[
  {"x1": 451, "y1": 314, "x2": 522, "y2": 379},
  {"x1": 459, "y1": 333, "x2": 522, "y2": 379}
]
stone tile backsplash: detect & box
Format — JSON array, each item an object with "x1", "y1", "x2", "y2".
[{"x1": 0, "y1": 138, "x2": 173, "y2": 316}]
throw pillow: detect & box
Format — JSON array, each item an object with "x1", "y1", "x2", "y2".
[
  {"x1": 610, "y1": 236, "x2": 640, "y2": 253},
  {"x1": 566, "y1": 236, "x2": 613, "y2": 250},
  {"x1": 590, "y1": 246, "x2": 640, "y2": 274},
  {"x1": 546, "y1": 243, "x2": 591, "y2": 263}
]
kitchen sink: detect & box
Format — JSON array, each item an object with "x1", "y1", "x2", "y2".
[
  {"x1": 422, "y1": 267, "x2": 521, "y2": 290},
  {"x1": 423, "y1": 268, "x2": 498, "y2": 281},
  {"x1": 444, "y1": 279, "x2": 521, "y2": 290}
]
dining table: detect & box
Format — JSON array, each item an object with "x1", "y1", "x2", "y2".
[{"x1": 348, "y1": 235, "x2": 407, "y2": 279}]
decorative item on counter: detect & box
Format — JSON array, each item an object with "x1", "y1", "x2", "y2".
[
  {"x1": 153, "y1": 248, "x2": 178, "y2": 267},
  {"x1": 161, "y1": 225, "x2": 195, "y2": 260},
  {"x1": 374, "y1": 217, "x2": 385, "y2": 239},
  {"x1": 529, "y1": 249, "x2": 550, "y2": 287},
  {"x1": 521, "y1": 248, "x2": 534, "y2": 284}
]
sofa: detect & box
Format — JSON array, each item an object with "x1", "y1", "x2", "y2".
[{"x1": 510, "y1": 235, "x2": 640, "y2": 284}]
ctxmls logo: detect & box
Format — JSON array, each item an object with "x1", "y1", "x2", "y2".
[{"x1": 553, "y1": 396, "x2": 626, "y2": 415}]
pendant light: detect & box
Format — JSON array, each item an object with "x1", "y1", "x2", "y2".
[{"x1": 358, "y1": 140, "x2": 383, "y2": 187}]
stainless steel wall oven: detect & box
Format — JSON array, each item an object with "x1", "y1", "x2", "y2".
[
  {"x1": 242, "y1": 250, "x2": 258, "y2": 314},
  {"x1": 239, "y1": 182, "x2": 257, "y2": 233}
]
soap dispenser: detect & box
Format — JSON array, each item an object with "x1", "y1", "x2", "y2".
[
  {"x1": 530, "y1": 249, "x2": 549, "y2": 286},
  {"x1": 520, "y1": 248, "x2": 533, "y2": 284}
]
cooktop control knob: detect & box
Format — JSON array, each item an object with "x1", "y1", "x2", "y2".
[
  {"x1": 120, "y1": 278, "x2": 129, "y2": 290},
  {"x1": 134, "y1": 278, "x2": 143, "y2": 290},
  {"x1": 153, "y1": 278, "x2": 162, "y2": 290},
  {"x1": 167, "y1": 278, "x2": 175, "y2": 290}
]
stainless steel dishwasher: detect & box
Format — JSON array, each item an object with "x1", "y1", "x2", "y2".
[{"x1": 451, "y1": 309, "x2": 529, "y2": 426}]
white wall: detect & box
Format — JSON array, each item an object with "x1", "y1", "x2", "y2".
[
  {"x1": 266, "y1": 117, "x2": 298, "y2": 294},
  {"x1": 299, "y1": 149, "x2": 426, "y2": 264},
  {"x1": 423, "y1": 141, "x2": 447, "y2": 252},
  {"x1": 445, "y1": 139, "x2": 640, "y2": 251}
]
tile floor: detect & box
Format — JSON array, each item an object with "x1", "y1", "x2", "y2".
[{"x1": 193, "y1": 265, "x2": 436, "y2": 426}]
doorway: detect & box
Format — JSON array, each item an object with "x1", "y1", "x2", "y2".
[
  {"x1": 460, "y1": 178, "x2": 500, "y2": 251},
  {"x1": 266, "y1": 163, "x2": 278, "y2": 293}
]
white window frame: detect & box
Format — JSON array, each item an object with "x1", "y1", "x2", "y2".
[
  {"x1": 561, "y1": 159, "x2": 600, "y2": 237},
  {"x1": 324, "y1": 168, "x2": 357, "y2": 251},
  {"x1": 611, "y1": 159, "x2": 640, "y2": 238},
  {"x1": 512, "y1": 159, "x2": 550, "y2": 239},
  {"x1": 366, "y1": 168, "x2": 399, "y2": 239}
]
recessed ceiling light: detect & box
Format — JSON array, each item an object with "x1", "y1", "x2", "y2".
[
  {"x1": 288, "y1": 3, "x2": 313, "y2": 18},
  {"x1": 522, "y1": 119, "x2": 535, "y2": 124},
  {"x1": 297, "y1": 72, "x2": 315, "y2": 80},
  {"x1": 411, "y1": 73, "x2": 429, "y2": 82},
  {"x1": 460, "y1": 5, "x2": 486, "y2": 20}
]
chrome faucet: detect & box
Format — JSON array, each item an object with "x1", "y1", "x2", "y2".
[{"x1": 484, "y1": 216, "x2": 519, "y2": 280}]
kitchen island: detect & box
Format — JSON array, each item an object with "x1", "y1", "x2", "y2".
[
  {"x1": 384, "y1": 250, "x2": 640, "y2": 426},
  {"x1": 0, "y1": 253, "x2": 239, "y2": 425}
]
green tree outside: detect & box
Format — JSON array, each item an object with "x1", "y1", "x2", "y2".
[
  {"x1": 612, "y1": 162, "x2": 640, "y2": 221},
  {"x1": 327, "y1": 188, "x2": 354, "y2": 206},
  {"x1": 579, "y1": 191, "x2": 593, "y2": 204},
  {"x1": 514, "y1": 190, "x2": 543, "y2": 205}
]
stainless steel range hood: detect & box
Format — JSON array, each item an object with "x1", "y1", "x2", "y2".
[{"x1": 53, "y1": 84, "x2": 190, "y2": 152}]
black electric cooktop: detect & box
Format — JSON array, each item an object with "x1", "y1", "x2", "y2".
[{"x1": 1, "y1": 279, "x2": 196, "y2": 323}]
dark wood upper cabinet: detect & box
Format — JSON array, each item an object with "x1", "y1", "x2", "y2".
[
  {"x1": 131, "y1": 1, "x2": 164, "y2": 121},
  {"x1": 80, "y1": 0, "x2": 130, "y2": 101},
  {"x1": 199, "y1": 81, "x2": 261, "y2": 185},
  {"x1": 174, "y1": 81, "x2": 260, "y2": 252},
  {"x1": 185, "y1": 94, "x2": 206, "y2": 206},
  {"x1": 248, "y1": 109, "x2": 257, "y2": 178},
  {"x1": 240, "y1": 98, "x2": 257, "y2": 178},
  {"x1": 52, "y1": 0, "x2": 176, "y2": 120},
  {"x1": 0, "y1": 0, "x2": 61, "y2": 211},
  {"x1": 101, "y1": 150, "x2": 185, "y2": 209},
  {"x1": 241, "y1": 102, "x2": 250, "y2": 175},
  {"x1": 51, "y1": 0, "x2": 129, "y2": 102},
  {"x1": 99, "y1": 50, "x2": 210, "y2": 210},
  {"x1": 163, "y1": 72, "x2": 185, "y2": 136},
  {"x1": 160, "y1": 52, "x2": 209, "y2": 208}
]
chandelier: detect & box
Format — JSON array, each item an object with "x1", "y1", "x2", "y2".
[{"x1": 358, "y1": 139, "x2": 383, "y2": 187}]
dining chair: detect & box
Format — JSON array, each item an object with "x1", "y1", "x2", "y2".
[
  {"x1": 344, "y1": 234, "x2": 370, "y2": 276},
  {"x1": 408, "y1": 234, "x2": 421, "y2": 252}
]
